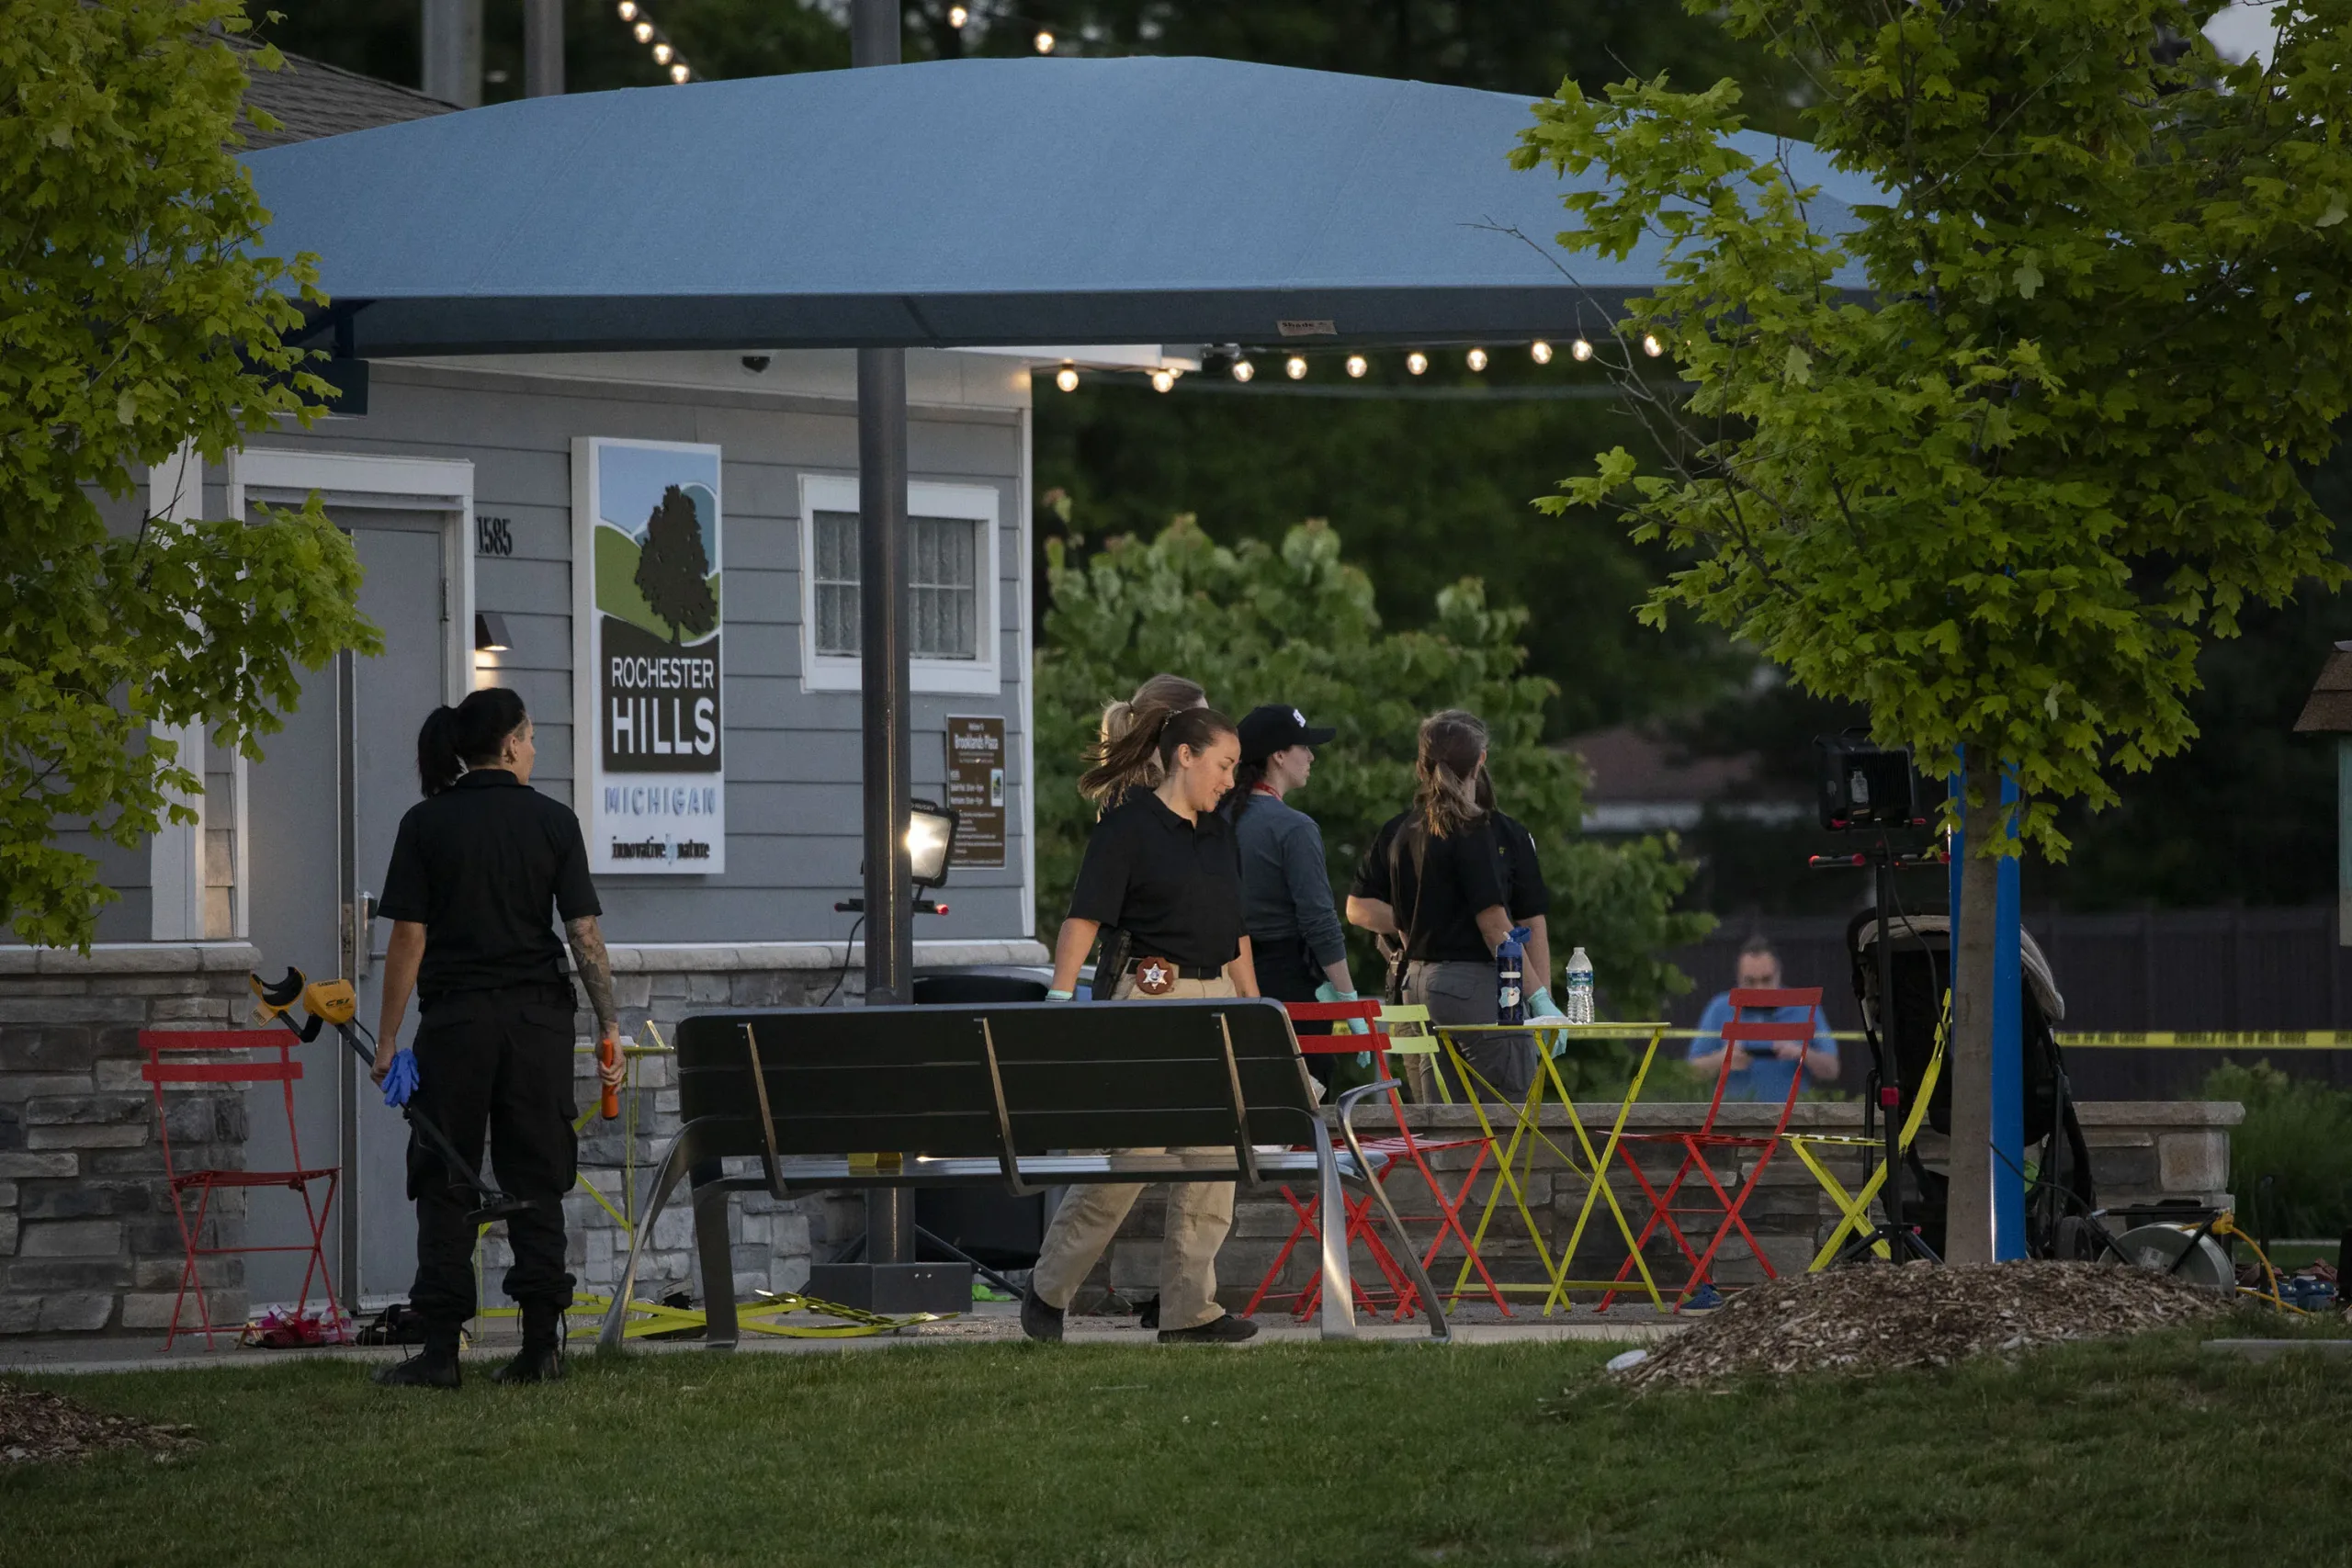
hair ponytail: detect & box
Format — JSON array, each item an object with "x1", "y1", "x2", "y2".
[
  {"x1": 1082, "y1": 673, "x2": 1209, "y2": 808},
  {"x1": 1414, "y1": 709, "x2": 1490, "y2": 838},
  {"x1": 416, "y1": 686, "x2": 529, "y2": 796},
  {"x1": 1081, "y1": 704, "x2": 1235, "y2": 803},
  {"x1": 1226, "y1": 754, "x2": 1270, "y2": 825}
]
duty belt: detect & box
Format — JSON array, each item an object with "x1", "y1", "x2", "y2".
[{"x1": 1125, "y1": 956, "x2": 1221, "y2": 995}]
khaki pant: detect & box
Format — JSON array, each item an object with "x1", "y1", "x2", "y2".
[{"x1": 1029, "y1": 972, "x2": 1238, "y2": 1330}]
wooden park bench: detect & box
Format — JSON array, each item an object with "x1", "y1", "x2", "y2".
[{"x1": 594, "y1": 998, "x2": 1449, "y2": 1348}]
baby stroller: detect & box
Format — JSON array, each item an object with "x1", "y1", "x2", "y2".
[{"x1": 1847, "y1": 910, "x2": 2098, "y2": 1258}]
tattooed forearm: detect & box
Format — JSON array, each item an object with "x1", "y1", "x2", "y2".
[{"x1": 565, "y1": 915, "x2": 618, "y2": 1032}]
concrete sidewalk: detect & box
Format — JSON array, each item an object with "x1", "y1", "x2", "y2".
[{"x1": 3, "y1": 1300, "x2": 1685, "y2": 1376}]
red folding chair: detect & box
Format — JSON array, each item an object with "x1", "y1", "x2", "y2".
[
  {"x1": 1243, "y1": 1000, "x2": 1512, "y2": 1323},
  {"x1": 141, "y1": 1028, "x2": 345, "y2": 1348},
  {"x1": 1599, "y1": 987, "x2": 1820, "y2": 1311}
]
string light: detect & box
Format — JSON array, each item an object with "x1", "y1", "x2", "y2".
[
  {"x1": 671, "y1": 62, "x2": 690, "y2": 82},
  {"x1": 615, "y1": 5, "x2": 690, "y2": 84},
  {"x1": 1231, "y1": 356, "x2": 1255, "y2": 383},
  {"x1": 1465, "y1": 347, "x2": 1488, "y2": 372},
  {"x1": 1344, "y1": 355, "x2": 1368, "y2": 378},
  {"x1": 1284, "y1": 355, "x2": 1308, "y2": 380},
  {"x1": 1406, "y1": 352, "x2": 1428, "y2": 376},
  {"x1": 1055, "y1": 362, "x2": 1080, "y2": 392},
  {"x1": 1530, "y1": 340, "x2": 1553, "y2": 365},
  {"x1": 1034, "y1": 29, "x2": 1055, "y2": 52},
  {"x1": 1641, "y1": 333, "x2": 1665, "y2": 357},
  {"x1": 948, "y1": 4, "x2": 968, "y2": 25},
  {"x1": 1571, "y1": 337, "x2": 1594, "y2": 362},
  {"x1": 652, "y1": 41, "x2": 673, "y2": 62},
  {"x1": 1150, "y1": 368, "x2": 1176, "y2": 393},
  {"x1": 616, "y1": 0, "x2": 636, "y2": 17},
  {"x1": 633, "y1": 20, "x2": 652, "y2": 40}
]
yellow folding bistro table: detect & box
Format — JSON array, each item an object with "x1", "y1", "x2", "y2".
[{"x1": 1430, "y1": 1021, "x2": 1671, "y2": 1314}]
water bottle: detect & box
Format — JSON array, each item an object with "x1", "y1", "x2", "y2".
[
  {"x1": 1496, "y1": 924, "x2": 1529, "y2": 1024},
  {"x1": 1565, "y1": 946, "x2": 1596, "y2": 1025}
]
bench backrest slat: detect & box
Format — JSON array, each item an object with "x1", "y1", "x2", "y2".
[{"x1": 674, "y1": 999, "x2": 1317, "y2": 1160}]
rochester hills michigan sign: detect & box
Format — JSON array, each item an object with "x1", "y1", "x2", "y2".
[{"x1": 571, "y1": 437, "x2": 725, "y2": 874}]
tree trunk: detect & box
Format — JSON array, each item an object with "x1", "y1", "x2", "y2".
[{"x1": 1945, "y1": 750, "x2": 2001, "y2": 1265}]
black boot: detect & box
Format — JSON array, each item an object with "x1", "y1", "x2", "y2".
[
  {"x1": 493, "y1": 1301, "x2": 568, "y2": 1384},
  {"x1": 373, "y1": 1325, "x2": 461, "y2": 1389}
]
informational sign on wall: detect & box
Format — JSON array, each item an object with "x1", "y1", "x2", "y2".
[
  {"x1": 571, "y1": 437, "x2": 725, "y2": 874},
  {"x1": 944, "y1": 716, "x2": 1007, "y2": 869}
]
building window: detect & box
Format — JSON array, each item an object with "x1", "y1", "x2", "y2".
[
  {"x1": 799, "y1": 476, "x2": 1002, "y2": 694},
  {"x1": 811, "y1": 512, "x2": 983, "y2": 661}
]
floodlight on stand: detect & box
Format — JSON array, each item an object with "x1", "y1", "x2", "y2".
[
  {"x1": 1284, "y1": 355, "x2": 1307, "y2": 380},
  {"x1": 1465, "y1": 347, "x2": 1488, "y2": 372},
  {"x1": 1571, "y1": 337, "x2": 1594, "y2": 362},
  {"x1": 1231, "y1": 356, "x2": 1255, "y2": 383},
  {"x1": 1055, "y1": 361, "x2": 1080, "y2": 392},
  {"x1": 473, "y1": 611, "x2": 512, "y2": 653},
  {"x1": 1344, "y1": 354, "x2": 1368, "y2": 378},
  {"x1": 906, "y1": 800, "x2": 959, "y2": 889},
  {"x1": 1530, "y1": 340, "x2": 1553, "y2": 365},
  {"x1": 1034, "y1": 28, "x2": 1055, "y2": 52},
  {"x1": 1406, "y1": 352, "x2": 1428, "y2": 375},
  {"x1": 1641, "y1": 333, "x2": 1665, "y2": 357},
  {"x1": 1150, "y1": 368, "x2": 1176, "y2": 393}
]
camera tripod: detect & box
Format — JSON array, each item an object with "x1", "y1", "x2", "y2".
[{"x1": 1808, "y1": 834, "x2": 1943, "y2": 1265}]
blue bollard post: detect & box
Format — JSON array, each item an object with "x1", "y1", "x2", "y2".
[{"x1": 1951, "y1": 757, "x2": 2028, "y2": 1260}]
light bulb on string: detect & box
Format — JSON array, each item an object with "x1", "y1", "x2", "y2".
[
  {"x1": 1055, "y1": 362, "x2": 1080, "y2": 393},
  {"x1": 1406, "y1": 352, "x2": 1428, "y2": 376},
  {"x1": 616, "y1": 1, "x2": 636, "y2": 17},
  {"x1": 1641, "y1": 333, "x2": 1665, "y2": 358},
  {"x1": 1570, "y1": 337, "x2": 1594, "y2": 362},
  {"x1": 1465, "y1": 347, "x2": 1488, "y2": 372},
  {"x1": 1530, "y1": 340, "x2": 1553, "y2": 365},
  {"x1": 1284, "y1": 355, "x2": 1308, "y2": 380},
  {"x1": 1344, "y1": 355, "x2": 1368, "y2": 378},
  {"x1": 1150, "y1": 368, "x2": 1176, "y2": 393},
  {"x1": 670, "y1": 62, "x2": 690, "y2": 83},
  {"x1": 948, "y1": 4, "x2": 969, "y2": 25},
  {"x1": 1231, "y1": 357, "x2": 1255, "y2": 383},
  {"x1": 652, "y1": 41, "x2": 673, "y2": 62},
  {"x1": 1034, "y1": 29, "x2": 1055, "y2": 52},
  {"x1": 633, "y1": 20, "x2": 653, "y2": 41}
]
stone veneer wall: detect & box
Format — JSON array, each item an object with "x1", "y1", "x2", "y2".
[{"x1": 0, "y1": 943, "x2": 261, "y2": 1335}]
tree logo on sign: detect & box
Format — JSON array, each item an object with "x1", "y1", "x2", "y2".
[{"x1": 634, "y1": 484, "x2": 716, "y2": 645}]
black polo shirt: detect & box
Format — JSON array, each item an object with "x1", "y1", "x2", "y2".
[
  {"x1": 1351, "y1": 808, "x2": 1548, "y2": 964},
  {"x1": 377, "y1": 771, "x2": 602, "y2": 1006},
  {"x1": 1067, "y1": 792, "x2": 1246, "y2": 972}
]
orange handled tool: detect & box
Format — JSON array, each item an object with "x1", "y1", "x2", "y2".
[{"x1": 599, "y1": 1033, "x2": 620, "y2": 1121}]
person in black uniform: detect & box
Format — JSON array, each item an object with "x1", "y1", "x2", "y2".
[
  {"x1": 1023, "y1": 705, "x2": 1262, "y2": 1346},
  {"x1": 367, "y1": 687, "x2": 624, "y2": 1388},
  {"x1": 1346, "y1": 709, "x2": 1562, "y2": 1103}
]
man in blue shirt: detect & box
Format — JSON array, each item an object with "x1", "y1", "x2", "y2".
[{"x1": 1689, "y1": 936, "x2": 1839, "y2": 1102}]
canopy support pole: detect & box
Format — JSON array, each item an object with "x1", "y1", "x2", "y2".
[{"x1": 853, "y1": 0, "x2": 918, "y2": 1280}]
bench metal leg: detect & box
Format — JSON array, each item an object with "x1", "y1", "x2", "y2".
[
  {"x1": 693, "y1": 1170, "x2": 739, "y2": 1351},
  {"x1": 596, "y1": 1132, "x2": 697, "y2": 1352},
  {"x1": 1310, "y1": 1120, "x2": 1357, "y2": 1340},
  {"x1": 1336, "y1": 1081, "x2": 1452, "y2": 1345}
]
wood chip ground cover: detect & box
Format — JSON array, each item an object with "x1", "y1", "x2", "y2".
[
  {"x1": 0, "y1": 1379, "x2": 199, "y2": 1465},
  {"x1": 1615, "y1": 1260, "x2": 2229, "y2": 1388}
]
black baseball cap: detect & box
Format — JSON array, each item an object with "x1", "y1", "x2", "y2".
[{"x1": 1238, "y1": 704, "x2": 1337, "y2": 761}]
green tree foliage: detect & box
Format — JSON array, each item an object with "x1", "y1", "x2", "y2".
[
  {"x1": 1521, "y1": 0, "x2": 2352, "y2": 1257},
  {"x1": 2, "y1": 0, "x2": 376, "y2": 949},
  {"x1": 634, "y1": 485, "x2": 718, "y2": 643},
  {"x1": 1035, "y1": 516, "x2": 1713, "y2": 1016}
]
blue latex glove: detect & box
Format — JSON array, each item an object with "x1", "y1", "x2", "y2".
[
  {"x1": 1314, "y1": 981, "x2": 1371, "y2": 1036},
  {"x1": 1046, "y1": 988, "x2": 1074, "y2": 1001},
  {"x1": 1526, "y1": 987, "x2": 1568, "y2": 1055},
  {"x1": 381, "y1": 1048, "x2": 420, "y2": 1108}
]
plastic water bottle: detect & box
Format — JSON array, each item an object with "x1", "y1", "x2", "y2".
[
  {"x1": 1496, "y1": 924, "x2": 1529, "y2": 1024},
  {"x1": 1565, "y1": 947, "x2": 1596, "y2": 1025}
]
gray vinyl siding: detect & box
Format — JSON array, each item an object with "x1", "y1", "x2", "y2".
[{"x1": 243, "y1": 359, "x2": 1032, "y2": 947}]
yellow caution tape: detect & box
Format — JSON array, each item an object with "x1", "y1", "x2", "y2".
[{"x1": 2056, "y1": 1032, "x2": 2352, "y2": 1049}]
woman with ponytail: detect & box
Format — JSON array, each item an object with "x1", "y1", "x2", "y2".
[
  {"x1": 1024, "y1": 704, "x2": 1261, "y2": 1348},
  {"x1": 1345, "y1": 710, "x2": 1559, "y2": 1102},
  {"x1": 368, "y1": 687, "x2": 624, "y2": 1390}
]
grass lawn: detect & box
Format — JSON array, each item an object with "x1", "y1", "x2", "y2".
[{"x1": 7, "y1": 1317, "x2": 2352, "y2": 1567}]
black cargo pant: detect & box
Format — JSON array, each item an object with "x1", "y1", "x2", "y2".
[{"x1": 405, "y1": 982, "x2": 579, "y2": 1329}]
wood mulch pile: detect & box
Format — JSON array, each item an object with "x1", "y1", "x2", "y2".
[
  {"x1": 1613, "y1": 1261, "x2": 2227, "y2": 1389},
  {"x1": 1, "y1": 1380, "x2": 200, "y2": 1466}
]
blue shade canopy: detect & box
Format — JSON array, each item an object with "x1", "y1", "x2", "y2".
[{"x1": 246, "y1": 55, "x2": 1868, "y2": 356}]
